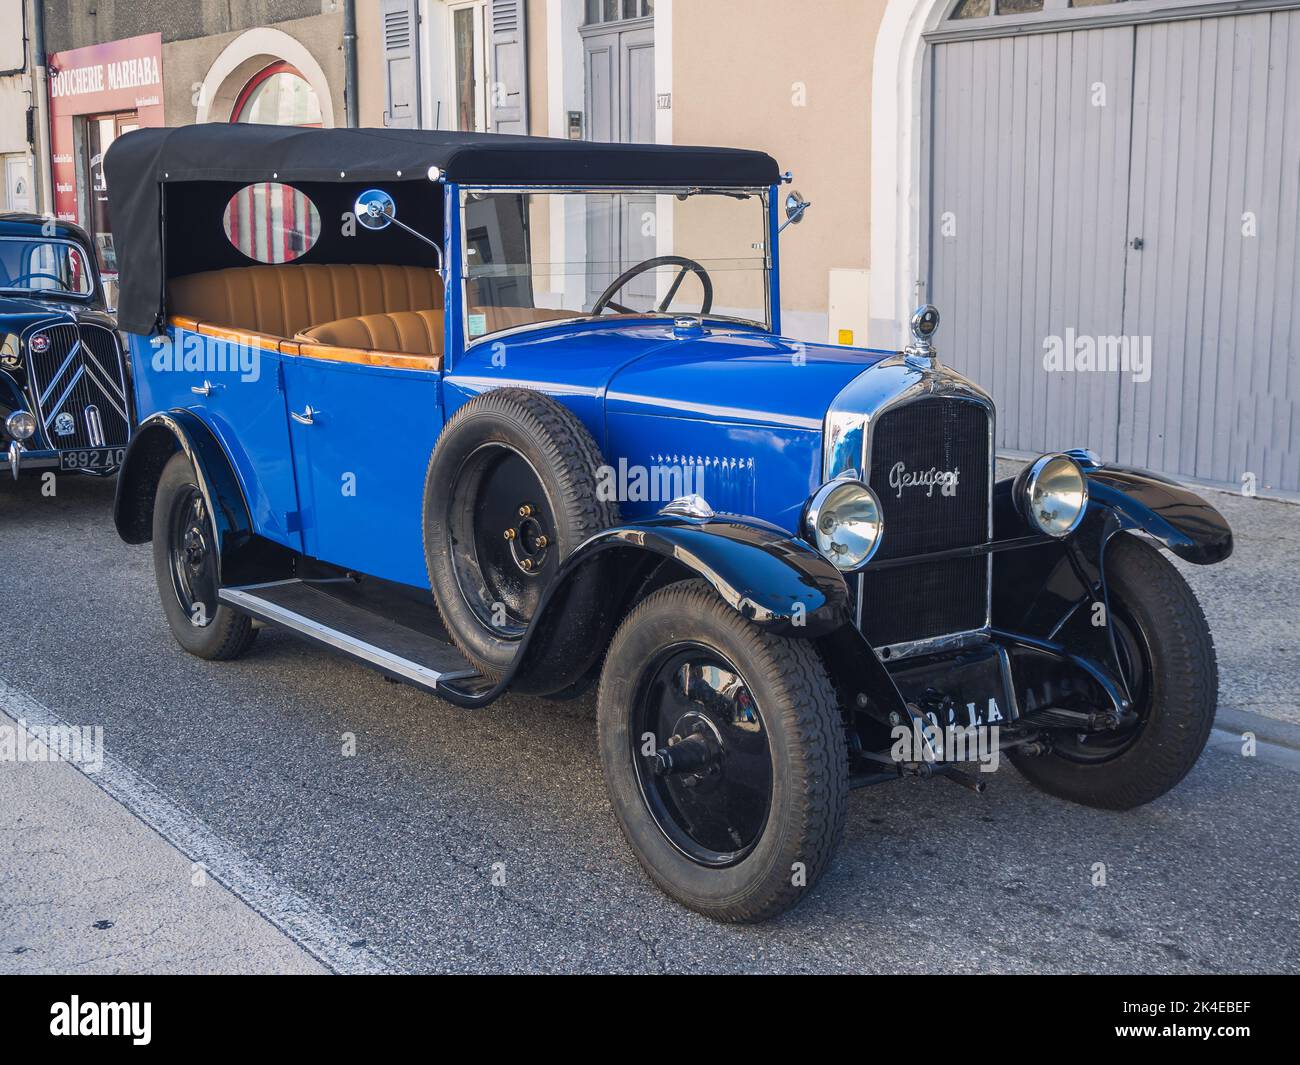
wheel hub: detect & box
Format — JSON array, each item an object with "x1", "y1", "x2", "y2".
[
  {"x1": 503, "y1": 502, "x2": 550, "y2": 575},
  {"x1": 632, "y1": 648, "x2": 773, "y2": 866}
]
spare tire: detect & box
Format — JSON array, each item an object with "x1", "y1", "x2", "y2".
[{"x1": 423, "y1": 388, "x2": 619, "y2": 692}]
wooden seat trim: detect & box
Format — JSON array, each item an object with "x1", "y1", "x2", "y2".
[{"x1": 168, "y1": 316, "x2": 443, "y2": 372}]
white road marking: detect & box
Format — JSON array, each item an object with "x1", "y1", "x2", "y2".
[{"x1": 0, "y1": 677, "x2": 401, "y2": 975}]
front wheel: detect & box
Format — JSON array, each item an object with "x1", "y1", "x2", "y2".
[
  {"x1": 597, "y1": 580, "x2": 848, "y2": 922},
  {"x1": 1009, "y1": 534, "x2": 1217, "y2": 809}
]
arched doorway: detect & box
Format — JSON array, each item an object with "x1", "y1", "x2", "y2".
[{"x1": 195, "y1": 27, "x2": 336, "y2": 128}]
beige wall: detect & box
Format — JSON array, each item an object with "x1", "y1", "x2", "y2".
[
  {"x1": 357, "y1": 0, "x2": 386, "y2": 127},
  {"x1": 672, "y1": 0, "x2": 886, "y2": 320},
  {"x1": 526, "y1": 0, "x2": 549, "y2": 135}
]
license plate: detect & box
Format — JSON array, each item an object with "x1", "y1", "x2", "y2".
[{"x1": 60, "y1": 447, "x2": 126, "y2": 472}]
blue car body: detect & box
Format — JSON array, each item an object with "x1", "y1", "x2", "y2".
[{"x1": 106, "y1": 125, "x2": 1232, "y2": 720}]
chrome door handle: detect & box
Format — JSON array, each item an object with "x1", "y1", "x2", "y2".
[
  {"x1": 291, "y1": 405, "x2": 318, "y2": 425},
  {"x1": 191, "y1": 379, "x2": 220, "y2": 396}
]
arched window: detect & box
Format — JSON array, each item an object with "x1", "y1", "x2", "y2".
[
  {"x1": 949, "y1": 0, "x2": 1125, "y2": 18},
  {"x1": 231, "y1": 61, "x2": 324, "y2": 126}
]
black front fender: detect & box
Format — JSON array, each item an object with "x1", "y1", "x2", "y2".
[
  {"x1": 113, "y1": 410, "x2": 289, "y2": 587},
  {"x1": 1083, "y1": 464, "x2": 1233, "y2": 565},
  {"x1": 438, "y1": 516, "x2": 853, "y2": 706}
]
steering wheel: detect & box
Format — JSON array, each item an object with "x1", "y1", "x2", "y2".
[
  {"x1": 6, "y1": 271, "x2": 68, "y2": 289},
  {"x1": 591, "y1": 255, "x2": 713, "y2": 316}
]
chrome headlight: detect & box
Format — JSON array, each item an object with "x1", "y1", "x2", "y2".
[
  {"x1": 804, "y1": 479, "x2": 884, "y2": 571},
  {"x1": 1016, "y1": 453, "x2": 1088, "y2": 537},
  {"x1": 4, "y1": 410, "x2": 36, "y2": 441}
]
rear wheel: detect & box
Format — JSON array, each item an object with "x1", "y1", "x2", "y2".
[
  {"x1": 1009, "y1": 534, "x2": 1216, "y2": 809},
  {"x1": 597, "y1": 580, "x2": 848, "y2": 922},
  {"x1": 151, "y1": 452, "x2": 257, "y2": 660}
]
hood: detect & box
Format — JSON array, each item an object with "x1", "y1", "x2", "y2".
[
  {"x1": 604, "y1": 326, "x2": 892, "y2": 430},
  {"x1": 0, "y1": 294, "x2": 95, "y2": 325}
]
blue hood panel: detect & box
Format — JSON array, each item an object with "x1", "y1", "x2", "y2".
[
  {"x1": 604, "y1": 327, "x2": 888, "y2": 430},
  {"x1": 444, "y1": 319, "x2": 894, "y2": 533}
]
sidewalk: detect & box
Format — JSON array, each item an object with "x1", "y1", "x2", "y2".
[{"x1": 0, "y1": 708, "x2": 327, "y2": 975}]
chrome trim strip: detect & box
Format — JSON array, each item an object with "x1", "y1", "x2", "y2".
[
  {"x1": 44, "y1": 364, "x2": 85, "y2": 426},
  {"x1": 37, "y1": 340, "x2": 81, "y2": 406},
  {"x1": 219, "y1": 585, "x2": 460, "y2": 690}
]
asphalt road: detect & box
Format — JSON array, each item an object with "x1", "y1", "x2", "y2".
[{"x1": 2, "y1": 473, "x2": 1298, "y2": 974}]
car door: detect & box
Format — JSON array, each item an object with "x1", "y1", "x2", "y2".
[
  {"x1": 283, "y1": 352, "x2": 444, "y2": 589},
  {"x1": 132, "y1": 323, "x2": 305, "y2": 554}
]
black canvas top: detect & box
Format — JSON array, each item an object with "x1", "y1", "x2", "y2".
[{"x1": 104, "y1": 125, "x2": 780, "y2": 333}]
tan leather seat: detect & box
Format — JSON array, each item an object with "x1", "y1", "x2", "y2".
[
  {"x1": 168, "y1": 263, "x2": 444, "y2": 339},
  {"x1": 299, "y1": 310, "x2": 444, "y2": 356}
]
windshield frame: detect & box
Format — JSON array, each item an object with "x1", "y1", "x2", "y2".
[
  {"x1": 0, "y1": 235, "x2": 98, "y2": 301},
  {"x1": 456, "y1": 184, "x2": 774, "y2": 350}
]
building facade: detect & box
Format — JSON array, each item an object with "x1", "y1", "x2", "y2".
[
  {"x1": 35, "y1": 0, "x2": 351, "y2": 282},
  {"x1": 5, "y1": 0, "x2": 1294, "y2": 493},
  {"x1": 361, "y1": 0, "x2": 1298, "y2": 494}
]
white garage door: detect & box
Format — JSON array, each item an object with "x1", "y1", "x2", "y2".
[{"x1": 925, "y1": 0, "x2": 1300, "y2": 493}]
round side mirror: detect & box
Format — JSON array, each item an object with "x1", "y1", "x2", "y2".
[
  {"x1": 355, "y1": 188, "x2": 397, "y2": 231},
  {"x1": 784, "y1": 191, "x2": 809, "y2": 225}
]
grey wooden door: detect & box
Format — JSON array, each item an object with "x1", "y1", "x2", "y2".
[
  {"x1": 1120, "y1": 10, "x2": 1300, "y2": 491},
  {"x1": 925, "y1": 6, "x2": 1300, "y2": 493},
  {"x1": 926, "y1": 26, "x2": 1134, "y2": 462},
  {"x1": 582, "y1": 21, "x2": 655, "y2": 308}
]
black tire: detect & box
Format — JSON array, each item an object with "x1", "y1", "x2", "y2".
[
  {"x1": 422, "y1": 388, "x2": 618, "y2": 688},
  {"x1": 597, "y1": 580, "x2": 848, "y2": 922},
  {"x1": 151, "y1": 451, "x2": 257, "y2": 661},
  {"x1": 1009, "y1": 534, "x2": 1217, "y2": 809}
]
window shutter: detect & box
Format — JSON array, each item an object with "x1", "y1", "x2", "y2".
[
  {"x1": 381, "y1": 0, "x2": 421, "y2": 128},
  {"x1": 489, "y1": 0, "x2": 529, "y2": 134}
]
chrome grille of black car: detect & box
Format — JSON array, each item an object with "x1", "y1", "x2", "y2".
[
  {"x1": 25, "y1": 321, "x2": 130, "y2": 451},
  {"x1": 860, "y1": 395, "x2": 991, "y2": 647}
]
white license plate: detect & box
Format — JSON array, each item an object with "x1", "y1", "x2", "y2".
[{"x1": 59, "y1": 447, "x2": 126, "y2": 471}]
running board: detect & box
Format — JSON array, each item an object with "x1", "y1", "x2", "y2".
[{"x1": 219, "y1": 579, "x2": 482, "y2": 696}]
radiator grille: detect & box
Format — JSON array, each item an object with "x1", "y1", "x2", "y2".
[
  {"x1": 861, "y1": 395, "x2": 991, "y2": 646},
  {"x1": 26, "y1": 321, "x2": 130, "y2": 451}
]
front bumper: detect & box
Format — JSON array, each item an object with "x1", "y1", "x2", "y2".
[{"x1": 5, "y1": 442, "x2": 123, "y2": 479}]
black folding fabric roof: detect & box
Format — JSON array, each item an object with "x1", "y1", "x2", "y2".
[{"x1": 105, "y1": 125, "x2": 780, "y2": 333}]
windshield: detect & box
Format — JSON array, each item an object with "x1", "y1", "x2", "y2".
[
  {"x1": 460, "y1": 188, "x2": 770, "y2": 343},
  {"x1": 0, "y1": 237, "x2": 94, "y2": 297}
]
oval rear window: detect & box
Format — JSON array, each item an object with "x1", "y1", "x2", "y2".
[{"x1": 222, "y1": 182, "x2": 321, "y2": 264}]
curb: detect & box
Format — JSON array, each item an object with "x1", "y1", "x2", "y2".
[{"x1": 1213, "y1": 707, "x2": 1300, "y2": 752}]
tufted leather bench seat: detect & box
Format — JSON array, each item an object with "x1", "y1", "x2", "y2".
[
  {"x1": 167, "y1": 263, "x2": 444, "y2": 340},
  {"x1": 298, "y1": 310, "x2": 444, "y2": 356}
]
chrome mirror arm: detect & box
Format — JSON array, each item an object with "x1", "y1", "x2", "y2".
[{"x1": 381, "y1": 213, "x2": 444, "y2": 274}]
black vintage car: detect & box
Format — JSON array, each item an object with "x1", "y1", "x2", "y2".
[{"x1": 0, "y1": 213, "x2": 132, "y2": 479}]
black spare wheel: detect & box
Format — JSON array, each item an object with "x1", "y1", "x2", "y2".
[
  {"x1": 152, "y1": 451, "x2": 258, "y2": 660},
  {"x1": 423, "y1": 388, "x2": 619, "y2": 692},
  {"x1": 597, "y1": 579, "x2": 848, "y2": 922}
]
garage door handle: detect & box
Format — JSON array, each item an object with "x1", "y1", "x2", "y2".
[
  {"x1": 1129, "y1": 236, "x2": 1145, "y2": 251},
  {"x1": 291, "y1": 405, "x2": 318, "y2": 426}
]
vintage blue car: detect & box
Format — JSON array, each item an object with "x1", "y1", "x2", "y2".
[
  {"x1": 105, "y1": 126, "x2": 1232, "y2": 922},
  {"x1": 0, "y1": 214, "x2": 131, "y2": 479}
]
